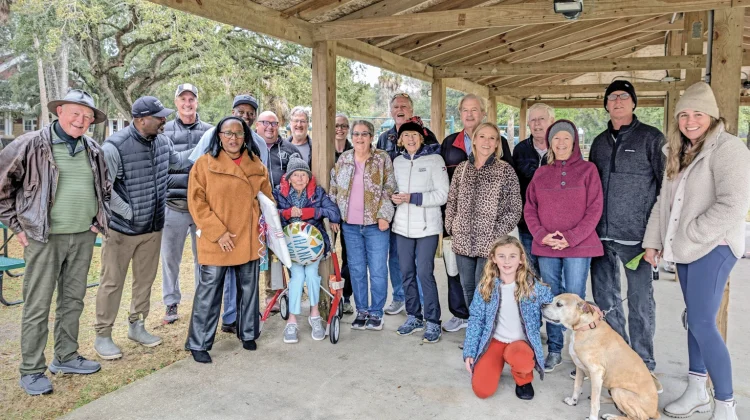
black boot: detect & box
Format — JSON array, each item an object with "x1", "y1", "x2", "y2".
[
  {"x1": 221, "y1": 322, "x2": 237, "y2": 334},
  {"x1": 191, "y1": 350, "x2": 212, "y2": 364},
  {"x1": 515, "y1": 383, "x2": 534, "y2": 400},
  {"x1": 242, "y1": 340, "x2": 257, "y2": 351}
]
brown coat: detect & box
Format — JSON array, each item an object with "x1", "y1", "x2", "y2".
[{"x1": 188, "y1": 149, "x2": 274, "y2": 266}]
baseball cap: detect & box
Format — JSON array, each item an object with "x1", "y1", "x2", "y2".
[
  {"x1": 131, "y1": 96, "x2": 174, "y2": 118},
  {"x1": 175, "y1": 83, "x2": 198, "y2": 98},
  {"x1": 232, "y1": 94, "x2": 259, "y2": 110}
]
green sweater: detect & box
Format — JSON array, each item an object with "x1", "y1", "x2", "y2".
[{"x1": 49, "y1": 135, "x2": 98, "y2": 234}]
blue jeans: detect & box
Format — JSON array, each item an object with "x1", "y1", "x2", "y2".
[
  {"x1": 222, "y1": 269, "x2": 237, "y2": 324},
  {"x1": 538, "y1": 256, "x2": 591, "y2": 354},
  {"x1": 518, "y1": 230, "x2": 540, "y2": 277},
  {"x1": 342, "y1": 223, "x2": 390, "y2": 317},
  {"x1": 677, "y1": 246, "x2": 737, "y2": 401},
  {"x1": 288, "y1": 259, "x2": 322, "y2": 315},
  {"x1": 389, "y1": 231, "x2": 404, "y2": 302}
]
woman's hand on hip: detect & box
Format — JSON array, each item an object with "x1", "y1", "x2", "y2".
[
  {"x1": 218, "y1": 231, "x2": 237, "y2": 252},
  {"x1": 464, "y1": 357, "x2": 474, "y2": 374},
  {"x1": 644, "y1": 248, "x2": 661, "y2": 267},
  {"x1": 377, "y1": 219, "x2": 389, "y2": 231}
]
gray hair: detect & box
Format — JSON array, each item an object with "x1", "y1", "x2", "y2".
[
  {"x1": 335, "y1": 113, "x2": 349, "y2": 122},
  {"x1": 290, "y1": 106, "x2": 310, "y2": 122},
  {"x1": 350, "y1": 119, "x2": 375, "y2": 137},
  {"x1": 389, "y1": 93, "x2": 414, "y2": 108},
  {"x1": 458, "y1": 94, "x2": 486, "y2": 114},
  {"x1": 527, "y1": 103, "x2": 555, "y2": 122}
]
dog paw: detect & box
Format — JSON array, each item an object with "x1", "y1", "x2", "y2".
[
  {"x1": 601, "y1": 415, "x2": 617, "y2": 420},
  {"x1": 564, "y1": 397, "x2": 578, "y2": 406}
]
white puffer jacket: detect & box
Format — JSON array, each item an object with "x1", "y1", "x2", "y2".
[{"x1": 392, "y1": 144, "x2": 450, "y2": 238}]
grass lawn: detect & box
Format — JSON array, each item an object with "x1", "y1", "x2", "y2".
[{"x1": 0, "y1": 237, "x2": 232, "y2": 419}]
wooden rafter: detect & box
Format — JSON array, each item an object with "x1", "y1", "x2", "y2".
[
  {"x1": 337, "y1": 0, "x2": 427, "y2": 21},
  {"x1": 492, "y1": 81, "x2": 686, "y2": 97},
  {"x1": 527, "y1": 98, "x2": 667, "y2": 108},
  {"x1": 408, "y1": 27, "x2": 520, "y2": 63}
]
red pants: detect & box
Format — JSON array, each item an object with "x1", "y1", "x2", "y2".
[{"x1": 471, "y1": 339, "x2": 535, "y2": 399}]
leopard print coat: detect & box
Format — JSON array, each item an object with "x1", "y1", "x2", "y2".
[{"x1": 445, "y1": 155, "x2": 522, "y2": 257}]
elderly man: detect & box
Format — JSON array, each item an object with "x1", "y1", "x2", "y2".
[
  {"x1": 257, "y1": 110, "x2": 302, "y2": 308},
  {"x1": 160, "y1": 83, "x2": 213, "y2": 324},
  {"x1": 187, "y1": 93, "x2": 267, "y2": 332},
  {"x1": 438, "y1": 93, "x2": 513, "y2": 333},
  {"x1": 94, "y1": 96, "x2": 193, "y2": 360},
  {"x1": 0, "y1": 90, "x2": 109, "y2": 395},
  {"x1": 286, "y1": 106, "x2": 312, "y2": 166},
  {"x1": 588, "y1": 80, "x2": 665, "y2": 391},
  {"x1": 512, "y1": 102, "x2": 554, "y2": 276}
]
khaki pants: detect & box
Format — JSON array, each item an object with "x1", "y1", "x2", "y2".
[
  {"x1": 95, "y1": 230, "x2": 162, "y2": 337},
  {"x1": 20, "y1": 231, "x2": 96, "y2": 375}
]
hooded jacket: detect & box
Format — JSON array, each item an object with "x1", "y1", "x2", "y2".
[
  {"x1": 391, "y1": 143, "x2": 450, "y2": 238},
  {"x1": 377, "y1": 125, "x2": 438, "y2": 162},
  {"x1": 524, "y1": 120, "x2": 604, "y2": 258},
  {"x1": 266, "y1": 137, "x2": 303, "y2": 188},
  {"x1": 273, "y1": 175, "x2": 341, "y2": 254},
  {"x1": 512, "y1": 135, "x2": 549, "y2": 232}
]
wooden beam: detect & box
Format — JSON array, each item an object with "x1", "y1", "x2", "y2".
[
  {"x1": 431, "y1": 79, "x2": 447, "y2": 139},
  {"x1": 528, "y1": 98, "x2": 666, "y2": 108},
  {"x1": 313, "y1": 0, "x2": 739, "y2": 40},
  {"x1": 684, "y1": 12, "x2": 707, "y2": 85},
  {"x1": 493, "y1": 82, "x2": 687, "y2": 97},
  {"x1": 146, "y1": 0, "x2": 314, "y2": 47},
  {"x1": 487, "y1": 96, "x2": 498, "y2": 124},
  {"x1": 518, "y1": 99, "x2": 528, "y2": 140},
  {"x1": 496, "y1": 95, "x2": 523, "y2": 108},
  {"x1": 712, "y1": 7, "x2": 743, "y2": 135},
  {"x1": 664, "y1": 88, "x2": 680, "y2": 133},
  {"x1": 443, "y1": 78, "x2": 489, "y2": 98},
  {"x1": 338, "y1": 0, "x2": 427, "y2": 21},
  {"x1": 335, "y1": 39, "x2": 433, "y2": 82},
  {"x1": 383, "y1": 31, "x2": 464, "y2": 56},
  {"x1": 408, "y1": 27, "x2": 519, "y2": 63},
  {"x1": 282, "y1": 0, "x2": 339, "y2": 18},
  {"x1": 436, "y1": 55, "x2": 707, "y2": 78},
  {"x1": 667, "y1": 30, "x2": 685, "y2": 79}
]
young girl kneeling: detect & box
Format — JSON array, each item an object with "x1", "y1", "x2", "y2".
[
  {"x1": 463, "y1": 236, "x2": 553, "y2": 400},
  {"x1": 273, "y1": 157, "x2": 341, "y2": 344}
]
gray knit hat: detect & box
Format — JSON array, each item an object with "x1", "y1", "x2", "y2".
[
  {"x1": 546, "y1": 120, "x2": 576, "y2": 143},
  {"x1": 285, "y1": 156, "x2": 312, "y2": 180},
  {"x1": 674, "y1": 82, "x2": 720, "y2": 120}
]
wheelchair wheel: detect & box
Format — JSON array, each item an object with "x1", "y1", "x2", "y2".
[
  {"x1": 280, "y1": 295, "x2": 289, "y2": 320},
  {"x1": 330, "y1": 315, "x2": 340, "y2": 344}
]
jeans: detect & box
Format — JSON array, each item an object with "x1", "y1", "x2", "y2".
[
  {"x1": 342, "y1": 223, "x2": 390, "y2": 317},
  {"x1": 288, "y1": 259, "x2": 322, "y2": 315},
  {"x1": 222, "y1": 269, "x2": 237, "y2": 324},
  {"x1": 677, "y1": 245, "x2": 737, "y2": 401},
  {"x1": 455, "y1": 255, "x2": 487, "y2": 307},
  {"x1": 389, "y1": 231, "x2": 404, "y2": 302},
  {"x1": 538, "y1": 256, "x2": 592, "y2": 354},
  {"x1": 396, "y1": 234, "x2": 441, "y2": 324},
  {"x1": 591, "y1": 241, "x2": 656, "y2": 370},
  {"x1": 518, "y1": 230, "x2": 540, "y2": 277}
]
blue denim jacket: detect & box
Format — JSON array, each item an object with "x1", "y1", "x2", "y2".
[{"x1": 462, "y1": 276, "x2": 553, "y2": 379}]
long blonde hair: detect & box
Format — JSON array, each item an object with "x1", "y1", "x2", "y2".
[
  {"x1": 472, "y1": 122, "x2": 504, "y2": 160},
  {"x1": 478, "y1": 236, "x2": 538, "y2": 302},
  {"x1": 665, "y1": 117, "x2": 723, "y2": 180}
]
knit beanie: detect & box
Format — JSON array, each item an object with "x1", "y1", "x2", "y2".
[
  {"x1": 604, "y1": 80, "x2": 637, "y2": 111},
  {"x1": 285, "y1": 156, "x2": 312, "y2": 180},
  {"x1": 674, "y1": 82, "x2": 720, "y2": 120},
  {"x1": 547, "y1": 120, "x2": 576, "y2": 143}
]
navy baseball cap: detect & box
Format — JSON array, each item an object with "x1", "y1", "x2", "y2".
[
  {"x1": 232, "y1": 94, "x2": 259, "y2": 110},
  {"x1": 131, "y1": 96, "x2": 174, "y2": 118}
]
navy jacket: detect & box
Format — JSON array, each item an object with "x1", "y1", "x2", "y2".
[
  {"x1": 376, "y1": 125, "x2": 438, "y2": 162},
  {"x1": 512, "y1": 136, "x2": 548, "y2": 232},
  {"x1": 441, "y1": 130, "x2": 513, "y2": 181}
]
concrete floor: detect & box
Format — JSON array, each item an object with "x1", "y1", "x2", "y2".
[{"x1": 63, "y1": 256, "x2": 750, "y2": 420}]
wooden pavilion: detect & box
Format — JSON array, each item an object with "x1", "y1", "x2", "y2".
[{"x1": 148, "y1": 0, "x2": 748, "y2": 330}]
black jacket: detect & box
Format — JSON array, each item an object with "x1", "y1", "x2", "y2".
[
  {"x1": 163, "y1": 115, "x2": 212, "y2": 207},
  {"x1": 588, "y1": 115, "x2": 665, "y2": 242},
  {"x1": 376, "y1": 125, "x2": 438, "y2": 162},
  {"x1": 440, "y1": 130, "x2": 513, "y2": 181},
  {"x1": 335, "y1": 140, "x2": 353, "y2": 163},
  {"x1": 512, "y1": 136, "x2": 548, "y2": 232},
  {"x1": 266, "y1": 137, "x2": 302, "y2": 188}
]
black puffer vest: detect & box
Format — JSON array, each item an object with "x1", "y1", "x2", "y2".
[
  {"x1": 105, "y1": 125, "x2": 171, "y2": 235},
  {"x1": 163, "y1": 116, "x2": 212, "y2": 203}
]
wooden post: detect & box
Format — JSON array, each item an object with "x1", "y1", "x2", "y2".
[
  {"x1": 487, "y1": 96, "x2": 498, "y2": 125},
  {"x1": 431, "y1": 78, "x2": 446, "y2": 138},
  {"x1": 311, "y1": 40, "x2": 336, "y2": 320},
  {"x1": 684, "y1": 12, "x2": 706, "y2": 86},
  {"x1": 518, "y1": 99, "x2": 528, "y2": 141},
  {"x1": 710, "y1": 7, "x2": 742, "y2": 344},
  {"x1": 664, "y1": 89, "x2": 680, "y2": 136}
]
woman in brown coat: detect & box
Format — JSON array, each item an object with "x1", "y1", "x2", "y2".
[{"x1": 187, "y1": 116, "x2": 273, "y2": 363}]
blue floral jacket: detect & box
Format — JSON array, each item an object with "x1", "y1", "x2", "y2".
[{"x1": 462, "y1": 276, "x2": 553, "y2": 379}]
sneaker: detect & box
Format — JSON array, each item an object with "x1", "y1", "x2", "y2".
[
  {"x1": 351, "y1": 312, "x2": 368, "y2": 330},
  {"x1": 423, "y1": 322, "x2": 442, "y2": 343},
  {"x1": 664, "y1": 261, "x2": 676, "y2": 273},
  {"x1": 163, "y1": 304, "x2": 179, "y2": 324},
  {"x1": 221, "y1": 322, "x2": 237, "y2": 334},
  {"x1": 309, "y1": 317, "x2": 325, "y2": 341},
  {"x1": 569, "y1": 368, "x2": 589, "y2": 380},
  {"x1": 366, "y1": 314, "x2": 384, "y2": 330},
  {"x1": 515, "y1": 383, "x2": 535, "y2": 400},
  {"x1": 651, "y1": 371, "x2": 663, "y2": 394},
  {"x1": 49, "y1": 356, "x2": 101, "y2": 375},
  {"x1": 342, "y1": 302, "x2": 354, "y2": 315},
  {"x1": 384, "y1": 300, "x2": 405, "y2": 315},
  {"x1": 283, "y1": 323, "x2": 299, "y2": 344},
  {"x1": 544, "y1": 352, "x2": 563, "y2": 373},
  {"x1": 442, "y1": 316, "x2": 468, "y2": 332},
  {"x1": 396, "y1": 315, "x2": 425, "y2": 336},
  {"x1": 19, "y1": 373, "x2": 53, "y2": 396}
]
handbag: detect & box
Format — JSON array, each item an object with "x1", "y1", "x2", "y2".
[{"x1": 442, "y1": 237, "x2": 459, "y2": 276}]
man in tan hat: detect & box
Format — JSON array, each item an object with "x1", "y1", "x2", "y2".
[{"x1": 0, "y1": 89, "x2": 110, "y2": 395}]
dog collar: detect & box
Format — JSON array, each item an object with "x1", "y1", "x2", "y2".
[{"x1": 574, "y1": 305, "x2": 605, "y2": 332}]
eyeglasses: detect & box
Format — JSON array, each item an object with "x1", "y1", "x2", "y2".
[
  {"x1": 219, "y1": 131, "x2": 245, "y2": 139},
  {"x1": 351, "y1": 131, "x2": 372, "y2": 138},
  {"x1": 291, "y1": 119, "x2": 308, "y2": 125},
  {"x1": 257, "y1": 120, "x2": 279, "y2": 128},
  {"x1": 335, "y1": 124, "x2": 349, "y2": 130},
  {"x1": 606, "y1": 93, "x2": 631, "y2": 101}
]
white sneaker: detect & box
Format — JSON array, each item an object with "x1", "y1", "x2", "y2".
[
  {"x1": 664, "y1": 373, "x2": 712, "y2": 418},
  {"x1": 710, "y1": 399, "x2": 738, "y2": 420}
]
